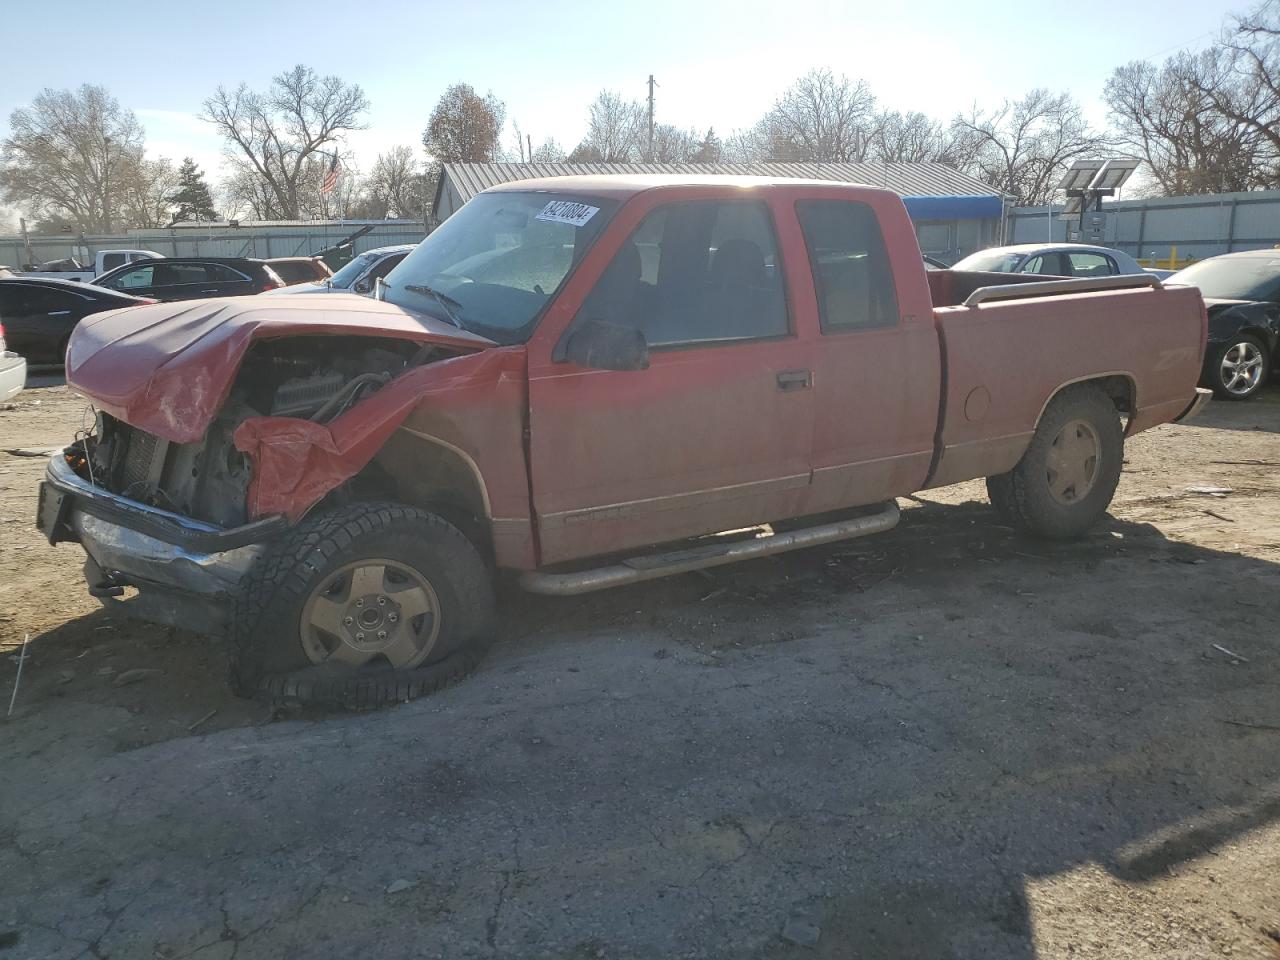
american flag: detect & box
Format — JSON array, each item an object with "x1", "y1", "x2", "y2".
[{"x1": 321, "y1": 153, "x2": 340, "y2": 194}]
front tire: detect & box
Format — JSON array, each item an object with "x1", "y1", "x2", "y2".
[
  {"x1": 986, "y1": 384, "x2": 1123, "y2": 540},
  {"x1": 230, "y1": 502, "x2": 495, "y2": 707},
  {"x1": 1207, "y1": 334, "x2": 1269, "y2": 401}
]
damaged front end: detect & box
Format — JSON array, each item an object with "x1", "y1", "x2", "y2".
[{"x1": 42, "y1": 296, "x2": 493, "y2": 634}]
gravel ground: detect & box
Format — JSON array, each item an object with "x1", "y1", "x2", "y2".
[{"x1": 1, "y1": 377, "x2": 1278, "y2": 960}]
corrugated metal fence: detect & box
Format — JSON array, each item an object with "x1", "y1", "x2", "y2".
[
  {"x1": 1007, "y1": 189, "x2": 1280, "y2": 260},
  {"x1": 0, "y1": 220, "x2": 427, "y2": 269}
]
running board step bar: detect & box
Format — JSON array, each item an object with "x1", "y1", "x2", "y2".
[{"x1": 519, "y1": 501, "x2": 900, "y2": 596}]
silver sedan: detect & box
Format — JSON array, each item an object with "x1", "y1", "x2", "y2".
[{"x1": 953, "y1": 243, "x2": 1159, "y2": 279}]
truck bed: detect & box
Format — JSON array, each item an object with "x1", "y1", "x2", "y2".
[{"x1": 925, "y1": 274, "x2": 1207, "y2": 488}]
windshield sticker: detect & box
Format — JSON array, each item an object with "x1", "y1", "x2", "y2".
[{"x1": 535, "y1": 201, "x2": 600, "y2": 227}]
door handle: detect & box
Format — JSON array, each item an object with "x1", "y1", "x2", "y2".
[
  {"x1": 48, "y1": 310, "x2": 72, "y2": 316},
  {"x1": 201, "y1": 289, "x2": 219, "y2": 294},
  {"x1": 776, "y1": 369, "x2": 812, "y2": 392}
]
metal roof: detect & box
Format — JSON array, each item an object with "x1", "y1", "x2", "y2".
[{"x1": 438, "y1": 162, "x2": 1002, "y2": 209}]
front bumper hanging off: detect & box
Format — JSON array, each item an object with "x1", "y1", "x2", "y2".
[{"x1": 37, "y1": 451, "x2": 287, "y2": 633}]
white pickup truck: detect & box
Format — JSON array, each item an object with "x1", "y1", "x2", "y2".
[{"x1": 20, "y1": 249, "x2": 162, "y2": 282}]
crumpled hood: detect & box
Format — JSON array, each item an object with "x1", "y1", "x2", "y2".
[{"x1": 66, "y1": 293, "x2": 492, "y2": 444}]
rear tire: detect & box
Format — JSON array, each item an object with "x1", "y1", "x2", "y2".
[
  {"x1": 986, "y1": 384, "x2": 1123, "y2": 540},
  {"x1": 230, "y1": 501, "x2": 494, "y2": 708}
]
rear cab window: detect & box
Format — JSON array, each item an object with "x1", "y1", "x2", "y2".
[{"x1": 795, "y1": 200, "x2": 899, "y2": 332}]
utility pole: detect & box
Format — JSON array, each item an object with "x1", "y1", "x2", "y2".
[
  {"x1": 647, "y1": 75, "x2": 656, "y2": 162},
  {"x1": 527, "y1": 134, "x2": 533, "y2": 163}
]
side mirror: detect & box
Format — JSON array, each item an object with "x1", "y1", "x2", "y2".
[
  {"x1": 353, "y1": 277, "x2": 372, "y2": 294},
  {"x1": 561, "y1": 319, "x2": 649, "y2": 372}
]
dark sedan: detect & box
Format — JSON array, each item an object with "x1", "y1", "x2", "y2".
[
  {"x1": 0, "y1": 277, "x2": 155, "y2": 365},
  {"x1": 1168, "y1": 250, "x2": 1280, "y2": 400},
  {"x1": 93, "y1": 257, "x2": 285, "y2": 302}
]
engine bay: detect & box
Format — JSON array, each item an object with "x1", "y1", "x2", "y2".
[{"x1": 77, "y1": 336, "x2": 455, "y2": 527}]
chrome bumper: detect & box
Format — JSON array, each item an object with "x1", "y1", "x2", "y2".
[
  {"x1": 40, "y1": 451, "x2": 283, "y2": 632},
  {"x1": 1175, "y1": 387, "x2": 1213, "y2": 423}
]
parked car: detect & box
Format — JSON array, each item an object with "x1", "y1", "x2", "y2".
[
  {"x1": 1167, "y1": 249, "x2": 1280, "y2": 400},
  {"x1": 19, "y1": 249, "x2": 162, "y2": 282},
  {"x1": 0, "y1": 322, "x2": 25, "y2": 402},
  {"x1": 953, "y1": 243, "x2": 1152, "y2": 278},
  {"x1": 265, "y1": 257, "x2": 333, "y2": 287},
  {"x1": 0, "y1": 277, "x2": 156, "y2": 365},
  {"x1": 261, "y1": 244, "x2": 415, "y2": 296},
  {"x1": 93, "y1": 257, "x2": 285, "y2": 302},
  {"x1": 40, "y1": 176, "x2": 1208, "y2": 705}
]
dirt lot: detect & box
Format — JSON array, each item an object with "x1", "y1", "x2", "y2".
[{"x1": 2, "y1": 378, "x2": 1279, "y2": 960}]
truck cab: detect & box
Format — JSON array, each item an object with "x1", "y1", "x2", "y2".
[{"x1": 39, "y1": 176, "x2": 1209, "y2": 706}]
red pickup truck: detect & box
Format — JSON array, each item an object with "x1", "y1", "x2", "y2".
[{"x1": 39, "y1": 175, "x2": 1210, "y2": 705}]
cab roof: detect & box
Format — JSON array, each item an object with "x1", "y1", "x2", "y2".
[{"x1": 483, "y1": 173, "x2": 900, "y2": 200}]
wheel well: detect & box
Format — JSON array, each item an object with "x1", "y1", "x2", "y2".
[
  {"x1": 1036, "y1": 374, "x2": 1134, "y2": 432},
  {"x1": 345, "y1": 430, "x2": 493, "y2": 560}
]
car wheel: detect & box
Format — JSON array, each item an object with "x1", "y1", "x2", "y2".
[
  {"x1": 986, "y1": 384, "x2": 1123, "y2": 540},
  {"x1": 230, "y1": 501, "x2": 495, "y2": 708},
  {"x1": 1207, "y1": 334, "x2": 1269, "y2": 400}
]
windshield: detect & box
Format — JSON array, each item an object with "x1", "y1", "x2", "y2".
[
  {"x1": 382, "y1": 192, "x2": 616, "y2": 344},
  {"x1": 329, "y1": 252, "x2": 378, "y2": 289},
  {"x1": 1169, "y1": 255, "x2": 1280, "y2": 301},
  {"x1": 952, "y1": 250, "x2": 1024, "y2": 273}
]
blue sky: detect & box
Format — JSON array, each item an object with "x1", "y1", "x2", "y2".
[{"x1": 0, "y1": 0, "x2": 1238, "y2": 212}]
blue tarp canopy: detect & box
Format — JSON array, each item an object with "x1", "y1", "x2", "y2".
[{"x1": 902, "y1": 194, "x2": 1004, "y2": 220}]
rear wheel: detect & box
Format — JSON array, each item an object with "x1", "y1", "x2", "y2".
[
  {"x1": 230, "y1": 501, "x2": 494, "y2": 708},
  {"x1": 987, "y1": 384, "x2": 1123, "y2": 539},
  {"x1": 1207, "y1": 334, "x2": 1269, "y2": 400}
]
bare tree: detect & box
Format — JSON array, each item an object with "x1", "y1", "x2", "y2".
[
  {"x1": 0, "y1": 84, "x2": 167, "y2": 232},
  {"x1": 582, "y1": 90, "x2": 646, "y2": 162},
  {"x1": 1195, "y1": 5, "x2": 1280, "y2": 183},
  {"x1": 423, "y1": 83, "x2": 505, "y2": 163},
  {"x1": 117, "y1": 157, "x2": 179, "y2": 228},
  {"x1": 365, "y1": 146, "x2": 426, "y2": 218},
  {"x1": 651, "y1": 124, "x2": 700, "y2": 162},
  {"x1": 952, "y1": 90, "x2": 1112, "y2": 205},
  {"x1": 530, "y1": 138, "x2": 567, "y2": 162},
  {"x1": 1105, "y1": 53, "x2": 1268, "y2": 195},
  {"x1": 758, "y1": 69, "x2": 876, "y2": 161},
  {"x1": 867, "y1": 111, "x2": 954, "y2": 163},
  {"x1": 204, "y1": 65, "x2": 368, "y2": 220}
]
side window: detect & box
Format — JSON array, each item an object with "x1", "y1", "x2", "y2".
[
  {"x1": 795, "y1": 199, "x2": 899, "y2": 332},
  {"x1": 156, "y1": 263, "x2": 212, "y2": 285},
  {"x1": 574, "y1": 200, "x2": 788, "y2": 348},
  {"x1": 368, "y1": 254, "x2": 405, "y2": 281},
  {"x1": 111, "y1": 265, "x2": 155, "y2": 290},
  {"x1": 1068, "y1": 252, "x2": 1115, "y2": 277},
  {"x1": 100, "y1": 252, "x2": 127, "y2": 272},
  {"x1": 208, "y1": 264, "x2": 248, "y2": 282}
]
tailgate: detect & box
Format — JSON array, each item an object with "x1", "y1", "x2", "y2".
[{"x1": 927, "y1": 282, "x2": 1205, "y2": 488}]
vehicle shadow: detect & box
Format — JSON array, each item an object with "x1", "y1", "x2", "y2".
[
  {"x1": 1180, "y1": 381, "x2": 1280, "y2": 434},
  {"x1": 493, "y1": 499, "x2": 1280, "y2": 958},
  {"x1": 5, "y1": 498, "x2": 1278, "y2": 959}
]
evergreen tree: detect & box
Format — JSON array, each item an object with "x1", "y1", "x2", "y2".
[
  {"x1": 693, "y1": 128, "x2": 723, "y2": 162},
  {"x1": 168, "y1": 157, "x2": 218, "y2": 222}
]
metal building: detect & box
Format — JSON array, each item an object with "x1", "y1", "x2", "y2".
[{"x1": 434, "y1": 162, "x2": 1006, "y2": 265}]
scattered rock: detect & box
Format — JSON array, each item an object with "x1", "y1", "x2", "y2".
[
  {"x1": 95, "y1": 666, "x2": 115, "y2": 676},
  {"x1": 112, "y1": 668, "x2": 162, "y2": 687},
  {"x1": 781, "y1": 915, "x2": 821, "y2": 947},
  {"x1": 385, "y1": 878, "x2": 416, "y2": 894},
  {"x1": 57, "y1": 670, "x2": 74, "y2": 685}
]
